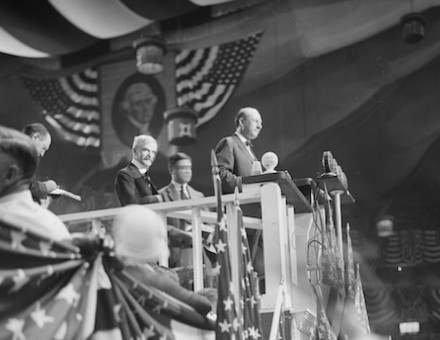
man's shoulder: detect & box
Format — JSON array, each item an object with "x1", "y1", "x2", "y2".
[
  {"x1": 188, "y1": 185, "x2": 204, "y2": 198},
  {"x1": 216, "y1": 134, "x2": 238, "y2": 148},
  {"x1": 117, "y1": 163, "x2": 137, "y2": 175},
  {"x1": 158, "y1": 183, "x2": 172, "y2": 194},
  {"x1": 220, "y1": 134, "x2": 237, "y2": 143}
]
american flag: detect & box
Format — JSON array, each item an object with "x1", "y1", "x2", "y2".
[
  {"x1": 175, "y1": 31, "x2": 264, "y2": 127},
  {"x1": 214, "y1": 218, "x2": 242, "y2": 340},
  {"x1": 320, "y1": 192, "x2": 345, "y2": 336},
  {"x1": 321, "y1": 196, "x2": 345, "y2": 300},
  {"x1": 21, "y1": 68, "x2": 101, "y2": 148},
  {"x1": 0, "y1": 219, "x2": 215, "y2": 340},
  {"x1": 236, "y1": 198, "x2": 263, "y2": 339}
]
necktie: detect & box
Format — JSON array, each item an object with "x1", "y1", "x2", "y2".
[
  {"x1": 179, "y1": 185, "x2": 190, "y2": 231},
  {"x1": 144, "y1": 174, "x2": 158, "y2": 194},
  {"x1": 180, "y1": 185, "x2": 189, "y2": 200},
  {"x1": 245, "y1": 140, "x2": 257, "y2": 161}
]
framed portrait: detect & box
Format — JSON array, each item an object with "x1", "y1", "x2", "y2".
[
  {"x1": 99, "y1": 57, "x2": 176, "y2": 168},
  {"x1": 111, "y1": 73, "x2": 166, "y2": 147}
]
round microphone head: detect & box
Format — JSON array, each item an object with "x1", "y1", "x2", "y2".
[{"x1": 261, "y1": 151, "x2": 278, "y2": 172}]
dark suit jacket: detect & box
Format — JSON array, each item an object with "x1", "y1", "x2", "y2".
[
  {"x1": 159, "y1": 183, "x2": 204, "y2": 230},
  {"x1": 214, "y1": 133, "x2": 257, "y2": 193},
  {"x1": 114, "y1": 163, "x2": 161, "y2": 206}
]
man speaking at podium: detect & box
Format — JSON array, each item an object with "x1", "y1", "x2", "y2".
[{"x1": 214, "y1": 107, "x2": 263, "y2": 194}]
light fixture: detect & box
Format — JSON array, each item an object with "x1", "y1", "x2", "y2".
[
  {"x1": 401, "y1": 12, "x2": 426, "y2": 44},
  {"x1": 133, "y1": 36, "x2": 167, "y2": 75},
  {"x1": 164, "y1": 107, "x2": 199, "y2": 145},
  {"x1": 376, "y1": 214, "x2": 394, "y2": 237}
]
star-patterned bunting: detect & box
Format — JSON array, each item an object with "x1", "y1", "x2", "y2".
[{"x1": 0, "y1": 219, "x2": 215, "y2": 340}]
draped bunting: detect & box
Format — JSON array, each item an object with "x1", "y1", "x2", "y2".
[
  {"x1": 382, "y1": 229, "x2": 440, "y2": 266},
  {"x1": 175, "y1": 31, "x2": 263, "y2": 128},
  {"x1": 0, "y1": 220, "x2": 215, "y2": 340},
  {"x1": 19, "y1": 31, "x2": 263, "y2": 149},
  {"x1": 0, "y1": 0, "x2": 253, "y2": 60},
  {"x1": 21, "y1": 68, "x2": 101, "y2": 148},
  {"x1": 363, "y1": 285, "x2": 440, "y2": 331}
]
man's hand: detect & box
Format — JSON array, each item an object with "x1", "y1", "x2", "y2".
[{"x1": 43, "y1": 180, "x2": 58, "y2": 193}]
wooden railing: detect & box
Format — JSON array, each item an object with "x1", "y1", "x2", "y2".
[{"x1": 59, "y1": 177, "x2": 319, "y2": 340}]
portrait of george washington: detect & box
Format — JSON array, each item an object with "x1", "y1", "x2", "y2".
[{"x1": 111, "y1": 73, "x2": 166, "y2": 147}]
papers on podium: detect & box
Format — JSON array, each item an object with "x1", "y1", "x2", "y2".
[{"x1": 49, "y1": 188, "x2": 81, "y2": 201}]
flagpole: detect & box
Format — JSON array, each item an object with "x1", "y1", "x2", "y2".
[
  {"x1": 332, "y1": 190, "x2": 344, "y2": 262},
  {"x1": 229, "y1": 188, "x2": 242, "y2": 316}
]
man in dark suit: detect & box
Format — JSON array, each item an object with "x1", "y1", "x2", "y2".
[
  {"x1": 22, "y1": 123, "x2": 58, "y2": 206},
  {"x1": 214, "y1": 107, "x2": 263, "y2": 194},
  {"x1": 115, "y1": 135, "x2": 191, "y2": 253},
  {"x1": 214, "y1": 107, "x2": 264, "y2": 288},
  {"x1": 114, "y1": 134, "x2": 163, "y2": 206}
]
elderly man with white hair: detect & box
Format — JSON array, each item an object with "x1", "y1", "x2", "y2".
[
  {"x1": 111, "y1": 205, "x2": 212, "y2": 315},
  {"x1": 114, "y1": 134, "x2": 163, "y2": 206},
  {"x1": 114, "y1": 134, "x2": 191, "y2": 253}
]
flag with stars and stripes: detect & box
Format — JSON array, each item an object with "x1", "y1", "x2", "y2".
[
  {"x1": 214, "y1": 218, "x2": 242, "y2": 340},
  {"x1": 0, "y1": 219, "x2": 215, "y2": 340},
  {"x1": 319, "y1": 192, "x2": 345, "y2": 336},
  {"x1": 175, "y1": 31, "x2": 264, "y2": 128},
  {"x1": 236, "y1": 199, "x2": 263, "y2": 339},
  {"x1": 21, "y1": 68, "x2": 101, "y2": 148}
]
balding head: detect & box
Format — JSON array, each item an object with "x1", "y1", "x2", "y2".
[
  {"x1": 23, "y1": 123, "x2": 51, "y2": 157},
  {"x1": 0, "y1": 125, "x2": 39, "y2": 197},
  {"x1": 234, "y1": 107, "x2": 263, "y2": 140}
]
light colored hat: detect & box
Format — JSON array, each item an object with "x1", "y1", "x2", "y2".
[{"x1": 112, "y1": 205, "x2": 169, "y2": 263}]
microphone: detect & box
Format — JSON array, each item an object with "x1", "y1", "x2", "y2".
[{"x1": 261, "y1": 151, "x2": 278, "y2": 173}]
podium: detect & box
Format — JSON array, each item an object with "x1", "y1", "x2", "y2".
[{"x1": 242, "y1": 172, "x2": 321, "y2": 340}]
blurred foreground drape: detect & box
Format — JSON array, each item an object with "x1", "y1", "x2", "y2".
[{"x1": 0, "y1": 220, "x2": 214, "y2": 340}]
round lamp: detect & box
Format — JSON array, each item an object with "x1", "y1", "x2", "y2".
[
  {"x1": 133, "y1": 36, "x2": 167, "y2": 75},
  {"x1": 401, "y1": 13, "x2": 426, "y2": 44}
]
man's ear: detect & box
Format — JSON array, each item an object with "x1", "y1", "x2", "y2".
[
  {"x1": 3, "y1": 164, "x2": 21, "y2": 187},
  {"x1": 6, "y1": 164, "x2": 20, "y2": 180}
]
